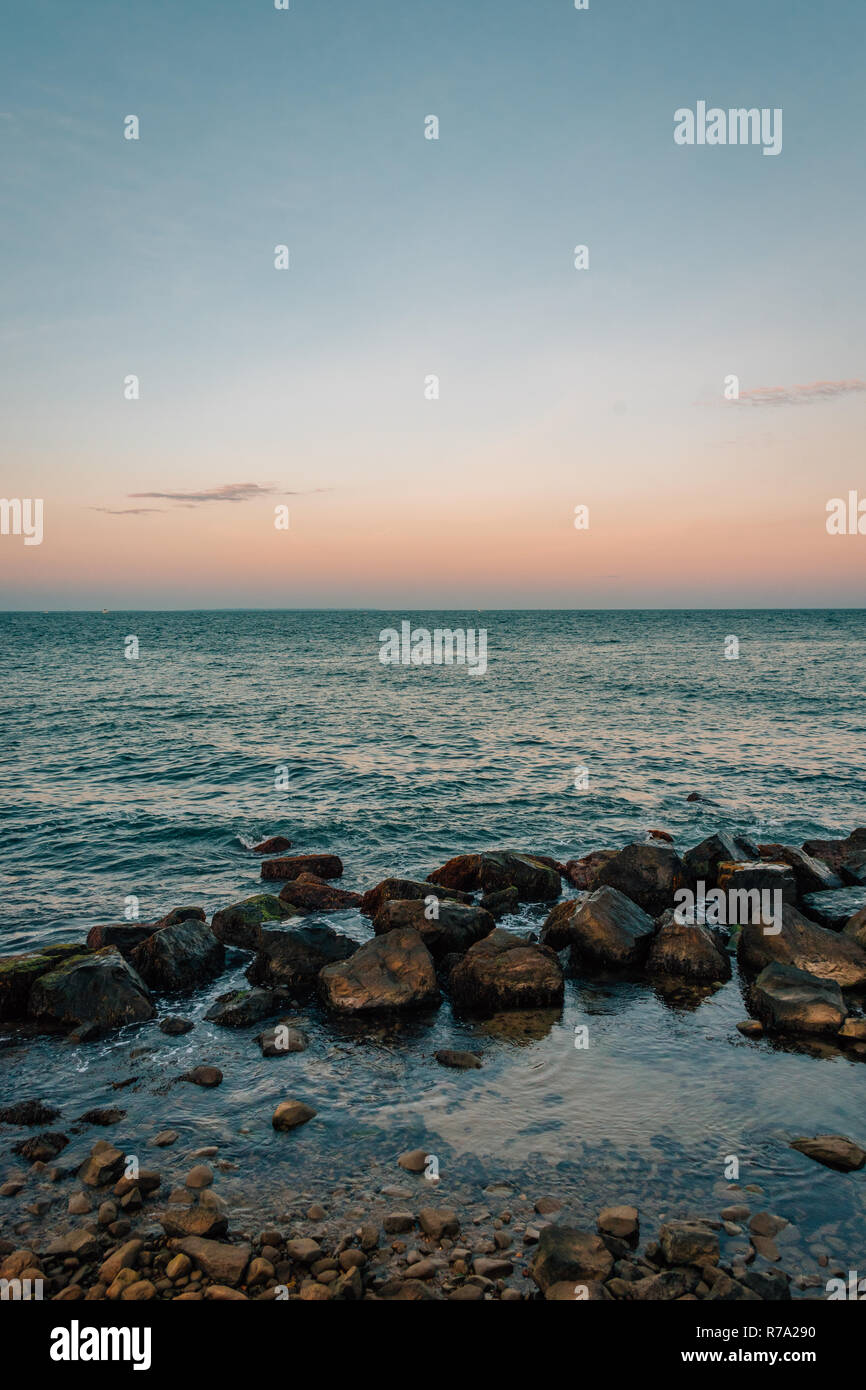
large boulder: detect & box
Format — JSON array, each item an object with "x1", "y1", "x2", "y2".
[
  {"x1": 319, "y1": 928, "x2": 439, "y2": 1013},
  {"x1": 757, "y1": 845, "x2": 842, "y2": 896},
  {"x1": 595, "y1": 843, "x2": 689, "y2": 917},
  {"x1": 0, "y1": 944, "x2": 89, "y2": 1022},
  {"x1": 360, "y1": 877, "x2": 471, "y2": 918},
  {"x1": 682, "y1": 832, "x2": 760, "y2": 887},
  {"x1": 85, "y1": 924, "x2": 158, "y2": 959},
  {"x1": 542, "y1": 887, "x2": 655, "y2": 971},
  {"x1": 447, "y1": 928, "x2": 564, "y2": 1011},
  {"x1": 426, "y1": 851, "x2": 561, "y2": 902},
  {"x1": 246, "y1": 925, "x2": 358, "y2": 992},
  {"x1": 646, "y1": 914, "x2": 731, "y2": 983},
  {"x1": 372, "y1": 899, "x2": 495, "y2": 958},
  {"x1": 803, "y1": 828, "x2": 866, "y2": 883},
  {"x1": 716, "y1": 861, "x2": 797, "y2": 908},
  {"x1": 261, "y1": 854, "x2": 343, "y2": 882},
  {"x1": 749, "y1": 963, "x2": 847, "y2": 1036},
  {"x1": 737, "y1": 903, "x2": 866, "y2": 988},
  {"x1": 843, "y1": 906, "x2": 866, "y2": 949},
  {"x1": 790, "y1": 1134, "x2": 866, "y2": 1172},
  {"x1": 278, "y1": 873, "x2": 362, "y2": 913},
  {"x1": 562, "y1": 850, "x2": 617, "y2": 890},
  {"x1": 210, "y1": 894, "x2": 295, "y2": 949},
  {"x1": 28, "y1": 948, "x2": 154, "y2": 1030},
  {"x1": 528, "y1": 1224, "x2": 614, "y2": 1292},
  {"x1": 131, "y1": 919, "x2": 224, "y2": 993}
]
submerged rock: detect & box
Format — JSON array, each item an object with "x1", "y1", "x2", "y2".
[
  {"x1": 0, "y1": 1098, "x2": 60, "y2": 1126},
  {"x1": 434, "y1": 1049, "x2": 482, "y2": 1070},
  {"x1": 749, "y1": 963, "x2": 847, "y2": 1036},
  {"x1": 737, "y1": 902, "x2": 866, "y2": 988},
  {"x1": 360, "y1": 878, "x2": 471, "y2": 918},
  {"x1": 372, "y1": 899, "x2": 495, "y2": 957},
  {"x1": 319, "y1": 928, "x2": 440, "y2": 1013},
  {"x1": 790, "y1": 1134, "x2": 866, "y2": 1172},
  {"x1": 257, "y1": 1021, "x2": 309, "y2": 1056},
  {"x1": 29, "y1": 947, "x2": 154, "y2": 1031},
  {"x1": 250, "y1": 835, "x2": 292, "y2": 854},
  {"x1": 210, "y1": 894, "x2": 294, "y2": 949},
  {"x1": 272, "y1": 1100, "x2": 316, "y2": 1131},
  {"x1": 131, "y1": 919, "x2": 224, "y2": 993},
  {"x1": 595, "y1": 842, "x2": 689, "y2": 917},
  {"x1": 204, "y1": 988, "x2": 285, "y2": 1028},
  {"x1": 261, "y1": 854, "x2": 343, "y2": 882},
  {"x1": 543, "y1": 887, "x2": 655, "y2": 971},
  {"x1": 647, "y1": 914, "x2": 731, "y2": 983},
  {"x1": 427, "y1": 851, "x2": 561, "y2": 902},
  {"x1": 448, "y1": 928, "x2": 564, "y2": 1011},
  {"x1": 246, "y1": 925, "x2": 358, "y2": 992}
]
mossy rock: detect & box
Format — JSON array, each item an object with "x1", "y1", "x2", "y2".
[{"x1": 0, "y1": 944, "x2": 89, "y2": 1022}]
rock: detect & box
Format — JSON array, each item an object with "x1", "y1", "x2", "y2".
[
  {"x1": 373, "y1": 899, "x2": 495, "y2": 957},
  {"x1": 434, "y1": 1049, "x2": 482, "y2": 1070},
  {"x1": 563, "y1": 851, "x2": 618, "y2": 890},
  {"x1": 839, "y1": 1017, "x2": 866, "y2": 1041},
  {"x1": 631, "y1": 1269, "x2": 700, "y2": 1299},
  {"x1": 737, "y1": 1020, "x2": 763, "y2": 1036},
  {"x1": 79, "y1": 1141, "x2": 125, "y2": 1187},
  {"x1": 595, "y1": 842, "x2": 689, "y2": 917},
  {"x1": 529, "y1": 1224, "x2": 614, "y2": 1292},
  {"x1": 682, "y1": 832, "x2": 760, "y2": 886},
  {"x1": 479, "y1": 887, "x2": 520, "y2": 919},
  {"x1": 99, "y1": 1239, "x2": 142, "y2": 1285},
  {"x1": 448, "y1": 928, "x2": 564, "y2": 1011},
  {"x1": 749, "y1": 1211, "x2": 787, "y2": 1238},
  {"x1": 716, "y1": 860, "x2": 797, "y2": 908},
  {"x1": 646, "y1": 914, "x2": 732, "y2": 982},
  {"x1": 257, "y1": 1022, "x2": 309, "y2": 1056},
  {"x1": 130, "y1": 919, "x2": 224, "y2": 993},
  {"x1": 473, "y1": 1256, "x2": 513, "y2": 1277},
  {"x1": 44, "y1": 1228, "x2": 100, "y2": 1260},
  {"x1": 737, "y1": 902, "x2": 866, "y2": 988},
  {"x1": 168, "y1": 1236, "x2": 251, "y2": 1286},
  {"x1": 204, "y1": 988, "x2": 284, "y2": 1028},
  {"x1": 749, "y1": 963, "x2": 847, "y2": 1035},
  {"x1": 261, "y1": 853, "x2": 343, "y2": 882},
  {"x1": 426, "y1": 851, "x2": 561, "y2": 902},
  {"x1": 278, "y1": 873, "x2": 363, "y2": 913},
  {"x1": 210, "y1": 894, "x2": 294, "y2": 949},
  {"x1": 790, "y1": 1134, "x2": 866, "y2": 1172},
  {"x1": 251, "y1": 836, "x2": 292, "y2": 854},
  {"x1": 659, "y1": 1220, "x2": 719, "y2": 1266},
  {"x1": 246, "y1": 925, "x2": 358, "y2": 992},
  {"x1": 803, "y1": 828, "x2": 866, "y2": 881},
  {"x1": 359, "y1": 878, "x2": 471, "y2": 919},
  {"x1": 159, "y1": 1015, "x2": 193, "y2": 1035},
  {"x1": 757, "y1": 845, "x2": 842, "y2": 896},
  {"x1": 286, "y1": 1238, "x2": 321, "y2": 1263},
  {"x1": 161, "y1": 1201, "x2": 228, "y2": 1239},
  {"x1": 598, "y1": 1206, "x2": 639, "y2": 1246},
  {"x1": 28, "y1": 947, "x2": 154, "y2": 1030},
  {"x1": 155, "y1": 907, "x2": 207, "y2": 930},
  {"x1": 185, "y1": 1165, "x2": 213, "y2": 1189},
  {"x1": 843, "y1": 907, "x2": 866, "y2": 948},
  {"x1": 418, "y1": 1208, "x2": 459, "y2": 1240},
  {"x1": 151, "y1": 1130, "x2": 179, "y2": 1147},
  {"x1": 182, "y1": 1066, "x2": 223, "y2": 1088},
  {"x1": 13, "y1": 1131, "x2": 68, "y2": 1162},
  {"x1": 397, "y1": 1148, "x2": 428, "y2": 1173},
  {"x1": 0, "y1": 943, "x2": 90, "y2": 1022},
  {"x1": 272, "y1": 1100, "x2": 316, "y2": 1131},
  {"x1": 319, "y1": 927, "x2": 440, "y2": 1013},
  {"x1": 78, "y1": 1107, "x2": 125, "y2": 1127},
  {"x1": 85, "y1": 924, "x2": 156, "y2": 959},
  {"x1": 0, "y1": 1098, "x2": 60, "y2": 1126},
  {"x1": 543, "y1": 887, "x2": 655, "y2": 970},
  {"x1": 383, "y1": 1212, "x2": 415, "y2": 1234}
]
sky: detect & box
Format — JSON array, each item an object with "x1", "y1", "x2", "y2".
[{"x1": 1, "y1": 0, "x2": 865, "y2": 609}]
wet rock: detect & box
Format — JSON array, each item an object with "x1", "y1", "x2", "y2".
[
  {"x1": 161, "y1": 1199, "x2": 228, "y2": 1239},
  {"x1": 0, "y1": 943, "x2": 90, "y2": 1022},
  {"x1": 790, "y1": 1134, "x2": 866, "y2": 1172},
  {"x1": 155, "y1": 908, "x2": 207, "y2": 930},
  {"x1": 717, "y1": 860, "x2": 797, "y2": 909},
  {"x1": 159, "y1": 1015, "x2": 193, "y2": 1035},
  {"x1": 360, "y1": 878, "x2": 471, "y2": 919},
  {"x1": 479, "y1": 887, "x2": 519, "y2": 919},
  {"x1": 257, "y1": 1021, "x2": 309, "y2": 1056},
  {"x1": 77, "y1": 1108, "x2": 125, "y2": 1126},
  {"x1": 204, "y1": 988, "x2": 284, "y2": 1028},
  {"x1": 44, "y1": 1228, "x2": 100, "y2": 1261},
  {"x1": 749, "y1": 963, "x2": 847, "y2": 1036},
  {"x1": 448, "y1": 928, "x2": 564, "y2": 1011},
  {"x1": 839, "y1": 1016, "x2": 866, "y2": 1041},
  {"x1": 373, "y1": 899, "x2": 495, "y2": 957},
  {"x1": 682, "y1": 832, "x2": 761, "y2": 887},
  {"x1": 659, "y1": 1220, "x2": 719, "y2": 1266},
  {"x1": 181, "y1": 1066, "x2": 223, "y2": 1088},
  {"x1": 738, "y1": 903, "x2": 866, "y2": 988},
  {"x1": 319, "y1": 927, "x2": 440, "y2": 1013},
  {"x1": 736, "y1": 1019, "x2": 763, "y2": 1036},
  {"x1": 168, "y1": 1236, "x2": 251, "y2": 1286},
  {"x1": 427, "y1": 851, "x2": 561, "y2": 902},
  {"x1": 757, "y1": 845, "x2": 842, "y2": 896},
  {"x1": 210, "y1": 894, "x2": 294, "y2": 949},
  {"x1": 563, "y1": 851, "x2": 617, "y2": 891},
  {"x1": 28, "y1": 947, "x2": 154, "y2": 1031},
  {"x1": 647, "y1": 914, "x2": 731, "y2": 982},
  {"x1": 843, "y1": 906, "x2": 866, "y2": 948},
  {"x1": 84, "y1": 924, "x2": 156, "y2": 959},
  {"x1": 434, "y1": 1049, "x2": 482, "y2": 1070},
  {"x1": 803, "y1": 828, "x2": 866, "y2": 882},
  {"x1": 598, "y1": 1206, "x2": 639, "y2": 1247},
  {"x1": 251, "y1": 836, "x2": 292, "y2": 855},
  {"x1": 0, "y1": 1099, "x2": 60, "y2": 1126},
  {"x1": 286, "y1": 1237, "x2": 321, "y2": 1263},
  {"x1": 529, "y1": 1224, "x2": 614, "y2": 1292},
  {"x1": 631, "y1": 1268, "x2": 700, "y2": 1299},
  {"x1": 397, "y1": 1148, "x2": 428, "y2": 1173},
  {"x1": 12, "y1": 1132, "x2": 68, "y2": 1163},
  {"x1": 272, "y1": 1100, "x2": 316, "y2": 1131},
  {"x1": 79, "y1": 1140, "x2": 125, "y2": 1187},
  {"x1": 151, "y1": 1130, "x2": 179, "y2": 1147},
  {"x1": 278, "y1": 873, "x2": 363, "y2": 914},
  {"x1": 99, "y1": 1239, "x2": 142, "y2": 1285},
  {"x1": 247, "y1": 925, "x2": 358, "y2": 993},
  {"x1": 383, "y1": 1211, "x2": 415, "y2": 1234},
  {"x1": 595, "y1": 842, "x2": 690, "y2": 917},
  {"x1": 543, "y1": 887, "x2": 655, "y2": 970},
  {"x1": 261, "y1": 853, "x2": 343, "y2": 882},
  {"x1": 131, "y1": 919, "x2": 224, "y2": 993},
  {"x1": 418, "y1": 1208, "x2": 459, "y2": 1240}
]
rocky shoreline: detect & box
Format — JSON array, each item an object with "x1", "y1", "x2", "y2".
[{"x1": 2, "y1": 824, "x2": 866, "y2": 1300}]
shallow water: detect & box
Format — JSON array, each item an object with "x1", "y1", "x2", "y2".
[{"x1": 2, "y1": 609, "x2": 865, "y2": 1287}]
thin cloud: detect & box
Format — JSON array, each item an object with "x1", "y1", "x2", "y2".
[
  {"x1": 734, "y1": 379, "x2": 866, "y2": 407},
  {"x1": 128, "y1": 482, "x2": 282, "y2": 505},
  {"x1": 90, "y1": 506, "x2": 164, "y2": 515}
]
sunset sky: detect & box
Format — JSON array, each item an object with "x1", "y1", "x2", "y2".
[{"x1": 1, "y1": 0, "x2": 865, "y2": 608}]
